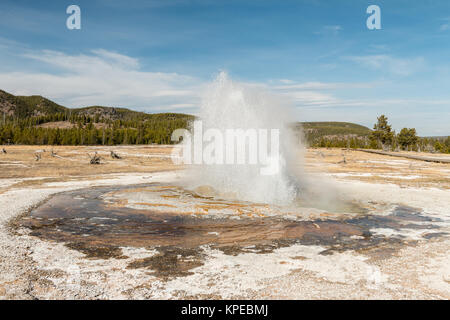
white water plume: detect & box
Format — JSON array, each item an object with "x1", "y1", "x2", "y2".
[{"x1": 183, "y1": 72, "x2": 305, "y2": 205}]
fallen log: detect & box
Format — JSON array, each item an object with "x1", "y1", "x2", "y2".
[
  {"x1": 355, "y1": 149, "x2": 450, "y2": 164},
  {"x1": 50, "y1": 149, "x2": 64, "y2": 159}
]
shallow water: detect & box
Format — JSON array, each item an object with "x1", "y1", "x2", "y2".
[
  {"x1": 19, "y1": 184, "x2": 363, "y2": 247},
  {"x1": 14, "y1": 183, "x2": 446, "y2": 277}
]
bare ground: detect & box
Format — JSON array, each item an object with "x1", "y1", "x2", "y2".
[{"x1": 0, "y1": 146, "x2": 449, "y2": 299}]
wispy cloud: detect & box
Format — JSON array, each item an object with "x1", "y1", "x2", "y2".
[
  {"x1": 440, "y1": 23, "x2": 450, "y2": 31},
  {"x1": 22, "y1": 49, "x2": 141, "y2": 72},
  {"x1": 438, "y1": 17, "x2": 450, "y2": 31},
  {"x1": 273, "y1": 81, "x2": 373, "y2": 91},
  {"x1": 0, "y1": 49, "x2": 203, "y2": 112},
  {"x1": 259, "y1": 79, "x2": 375, "y2": 108},
  {"x1": 315, "y1": 25, "x2": 342, "y2": 35},
  {"x1": 0, "y1": 44, "x2": 447, "y2": 135},
  {"x1": 348, "y1": 55, "x2": 426, "y2": 76}
]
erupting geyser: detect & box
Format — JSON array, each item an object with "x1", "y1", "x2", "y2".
[{"x1": 181, "y1": 72, "x2": 305, "y2": 205}]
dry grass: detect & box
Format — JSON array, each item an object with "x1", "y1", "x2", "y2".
[
  {"x1": 305, "y1": 148, "x2": 450, "y2": 189},
  {"x1": 0, "y1": 145, "x2": 180, "y2": 184},
  {"x1": 36, "y1": 121, "x2": 109, "y2": 129},
  {"x1": 1, "y1": 145, "x2": 449, "y2": 191}
]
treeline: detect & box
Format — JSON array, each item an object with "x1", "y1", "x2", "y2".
[
  {"x1": 2, "y1": 111, "x2": 449, "y2": 154},
  {"x1": 0, "y1": 113, "x2": 193, "y2": 145},
  {"x1": 311, "y1": 136, "x2": 370, "y2": 149},
  {"x1": 306, "y1": 115, "x2": 450, "y2": 154},
  {"x1": 311, "y1": 135, "x2": 450, "y2": 154}
]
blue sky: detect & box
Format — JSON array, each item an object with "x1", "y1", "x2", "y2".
[{"x1": 0, "y1": 0, "x2": 449, "y2": 135}]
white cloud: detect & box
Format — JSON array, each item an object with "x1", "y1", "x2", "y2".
[
  {"x1": 440, "y1": 23, "x2": 450, "y2": 31},
  {"x1": 348, "y1": 55, "x2": 425, "y2": 76},
  {"x1": 258, "y1": 79, "x2": 376, "y2": 108},
  {"x1": 273, "y1": 81, "x2": 373, "y2": 91},
  {"x1": 0, "y1": 49, "x2": 203, "y2": 112},
  {"x1": 324, "y1": 25, "x2": 342, "y2": 32},
  {"x1": 284, "y1": 90, "x2": 337, "y2": 105},
  {"x1": 438, "y1": 17, "x2": 450, "y2": 31},
  {"x1": 5, "y1": 48, "x2": 364, "y2": 113},
  {"x1": 278, "y1": 79, "x2": 295, "y2": 84},
  {"x1": 314, "y1": 25, "x2": 342, "y2": 35},
  {"x1": 0, "y1": 48, "x2": 447, "y2": 135}
]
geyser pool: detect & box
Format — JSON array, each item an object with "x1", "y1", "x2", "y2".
[{"x1": 15, "y1": 183, "x2": 442, "y2": 275}]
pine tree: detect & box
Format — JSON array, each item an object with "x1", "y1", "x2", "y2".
[{"x1": 370, "y1": 115, "x2": 394, "y2": 150}]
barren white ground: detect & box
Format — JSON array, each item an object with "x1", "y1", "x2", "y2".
[{"x1": 0, "y1": 148, "x2": 449, "y2": 299}]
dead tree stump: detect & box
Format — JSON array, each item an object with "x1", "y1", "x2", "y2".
[
  {"x1": 88, "y1": 152, "x2": 101, "y2": 164},
  {"x1": 110, "y1": 151, "x2": 122, "y2": 159},
  {"x1": 337, "y1": 156, "x2": 346, "y2": 164}
]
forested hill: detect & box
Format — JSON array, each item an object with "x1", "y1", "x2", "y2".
[
  {"x1": 298, "y1": 120, "x2": 449, "y2": 152},
  {"x1": 299, "y1": 122, "x2": 371, "y2": 136},
  {"x1": 2, "y1": 89, "x2": 446, "y2": 152},
  {"x1": 0, "y1": 90, "x2": 66, "y2": 118},
  {"x1": 296, "y1": 122, "x2": 371, "y2": 148},
  {"x1": 0, "y1": 89, "x2": 194, "y2": 145},
  {"x1": 0, "y1": 89, "x2": 192, "y2": 122},
  {"x1": 1, "y1": 89, "x2": 373, "y2": 146}
]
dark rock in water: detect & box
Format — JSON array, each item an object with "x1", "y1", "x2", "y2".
[
  {"x1": 66, "y1": 242, "x2": 127, "y2": 260},
  {"x1": 127, "y1": 246, "x2": 204, "y2": 278}
]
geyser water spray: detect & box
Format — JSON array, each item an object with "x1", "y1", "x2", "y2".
[{"x1": 176, "y1": 72, "x2": 305, "y2": 205}]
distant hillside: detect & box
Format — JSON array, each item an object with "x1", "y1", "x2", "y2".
[
  {"x1": 0, "y1": 89, "x2": 194, "y2": 145},
  {"x1": 0, "y1": 89, "x2": 193, "y2": 122},
  {"x1": 0, "y1": 90, "x2": 66, "y2": 118},
  {"x1": 299, "y1": 121, "x2": 371, "y2": 136},
  {"x1": 5, "y1": 89, "x2": 445, "y2": 152},
  {"x1": 297, "y1": 121, "x2": 372, "y2": 147}
]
